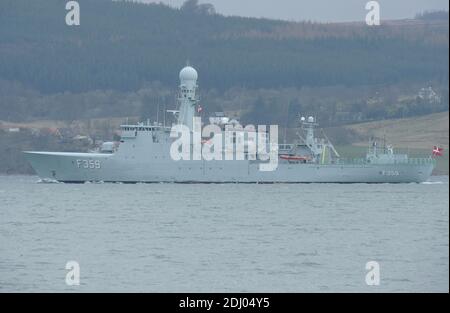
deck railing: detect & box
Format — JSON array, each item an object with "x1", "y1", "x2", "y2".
[{"x1": 334, "y1": 157, "x2": 436, "y2": 166}]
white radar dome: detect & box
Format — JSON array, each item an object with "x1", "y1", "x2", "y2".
[{"x1": 179, "y1": 66, "x2": 198, "y2": 82}]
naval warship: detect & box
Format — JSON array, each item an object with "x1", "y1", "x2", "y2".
[{"x1": 24, "y1": 65, "x2": 436, "y2": 183}]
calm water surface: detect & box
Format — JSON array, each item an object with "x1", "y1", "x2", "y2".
[{"x1": 0, "y1": 175, "x2": 448, "y2": 292}]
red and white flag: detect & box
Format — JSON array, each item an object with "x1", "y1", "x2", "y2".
[
  {"x1": 432, "y1": 146, "x2": 444, "y2": 157},
  {"x1": 197, "y1": 105, "x2": 203, "y2": 114}
]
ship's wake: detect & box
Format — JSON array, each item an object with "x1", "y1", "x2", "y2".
[
  {"x1": 421, "y1": 181, "x2": 447, "y2": 185},
  {"x1": 37, "y1": 178, "x2": 60, "y2": 184}
]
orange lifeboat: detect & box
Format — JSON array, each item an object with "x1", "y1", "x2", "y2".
[{"x1": 279, "y1": 154, "x2": 311, "y2": 162}]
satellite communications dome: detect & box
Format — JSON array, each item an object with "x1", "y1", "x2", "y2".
[{"x1": 179, "y1": 66, "x2": 198, "y2": 82}]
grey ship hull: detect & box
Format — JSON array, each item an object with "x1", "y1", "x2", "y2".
[{"x1": 24, "y1": 151, "x2": 434, "y2": 183}]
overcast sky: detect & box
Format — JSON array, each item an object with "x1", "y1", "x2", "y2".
[{"x1": 138, "y1": 0, "x2": 449, "y2": 22}]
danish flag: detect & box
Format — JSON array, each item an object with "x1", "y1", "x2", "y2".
[
  {"x1": 432, "y1": 146, "x2": 444, "y2": 157},
  {"x1": 197, "y1": 105, "x2": 203, "y2": 113}
]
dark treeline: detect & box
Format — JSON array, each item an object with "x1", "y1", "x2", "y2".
[
  {"x1": 0, "y1": 0, "x2": 448, "y2": 93},
  {"x1": 0, "y1": 0, "x2": 448, "y2": 125}
]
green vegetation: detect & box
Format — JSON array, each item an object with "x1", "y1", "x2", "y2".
[
  {"x1": 5, "y1": 0, "x2": 446, "y2": 93},
  {"x1": 0, "y1": 0, "x2": 448, "y2": 125},
  {"x1": 1, "y1": 0, "x2": 448, "y2": 92}
]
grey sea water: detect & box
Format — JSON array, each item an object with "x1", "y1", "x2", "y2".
[{"x1": 0, "y1": 175, "x2": 448, "y2": 292}]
